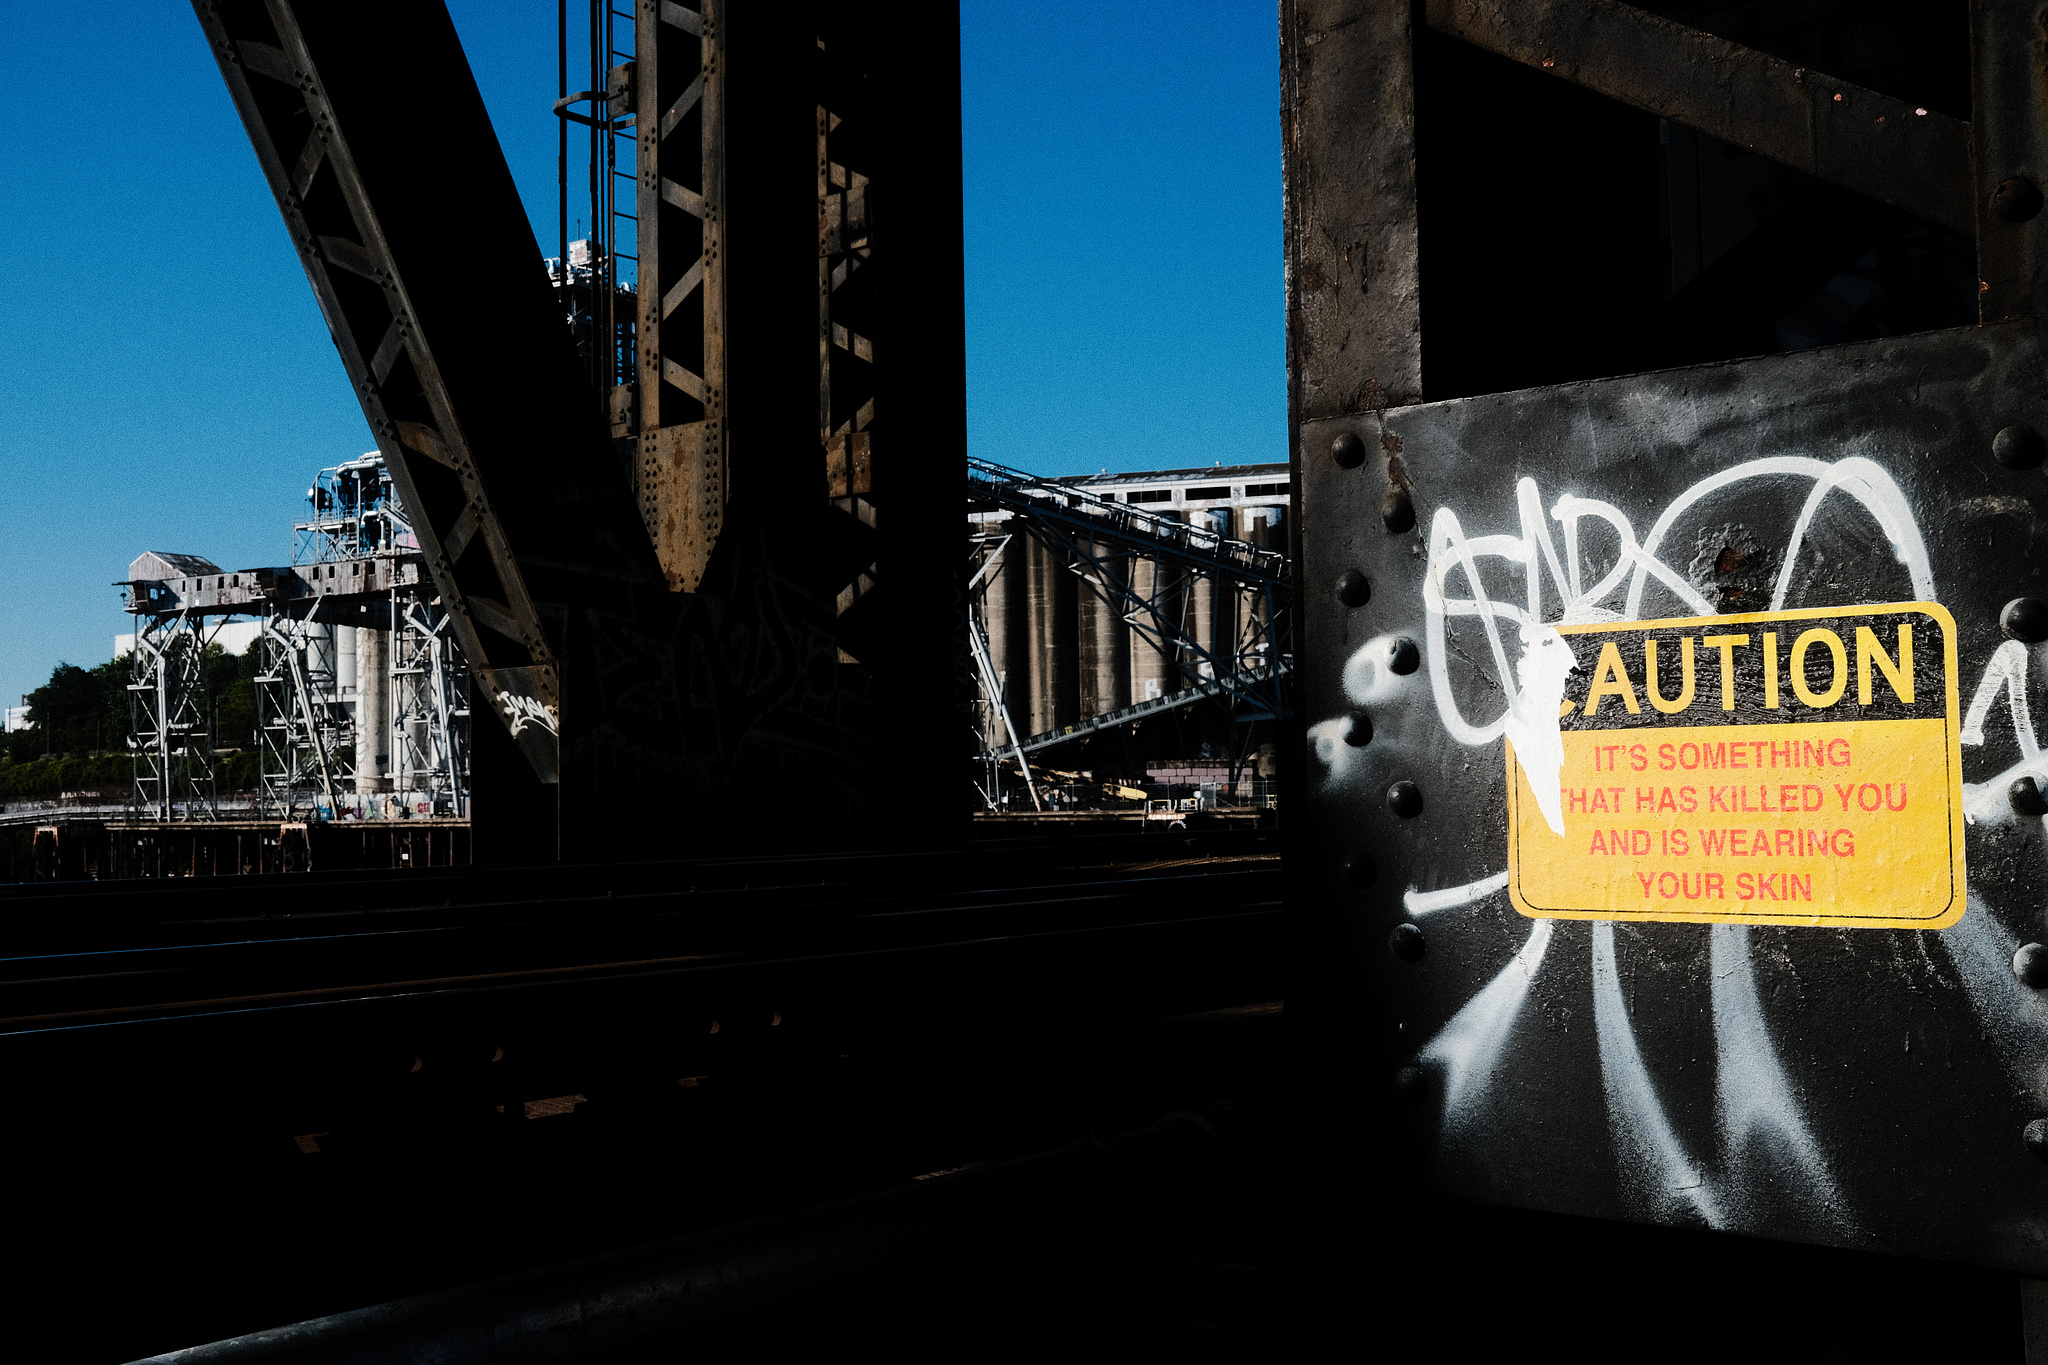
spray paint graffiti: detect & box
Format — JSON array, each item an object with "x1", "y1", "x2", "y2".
[
  {"x1": 497, "y1": 690, "x2": 559, "y2": 739},
  {"x1": 1323, "y1": 455, "x2": 2039, "y2": 1233}
]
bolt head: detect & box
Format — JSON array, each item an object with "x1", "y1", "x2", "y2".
[
  {"x1": 1381, "y1": 488, "x2": 1415, "y2": 534},
  {"x1": 2012, "y1": 775, "x2": 2048, "y2": 817},
  {"x1": 2026, "y1": 1118, "x2": 2048, "y2": 1162},
  {"x1": 1343, "y1": 852, "x2": 1377, "y2": 887},
  {"x1": 1344, "y1": 711, "x2": 1374, "y2": 747},
  {"x1": 1336, "y1": 569, "x2": 1372, "y2": 608},
  {"x1": 1388, "y1": 922, "x2": 1426, "y2": 962},
  {"x1": 1995, "y1": 423, "x2": 2048, "y2": 470},
  {"x1": 2003, "y1": 598, "x2": 2048, "y2": 643},
  {"x1": 1331, "y1": 432, "x2": 1366, "y2": 469},
  {"x1": 1995, "y1": 177, "x2": 2045, "y2": 224},
  {"x1": 1387, "y1": 780, "x2": 1424, "y2": 819},
  {"x1": 1387, "y1": 637, "x2": 1420, "y2": 675},
  {"x1": 2016, "y1": 943, "x2": 2048, "y2": 987}
]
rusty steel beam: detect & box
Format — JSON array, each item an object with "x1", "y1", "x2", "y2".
[
  {"x1": 1282, "y1": 0, "x2": 1423, "y2": 421},
  {"x1": 1425, "y1": 0, "x2": 1975, "y2": 237},
  {"x1": 191, "y1": 0, "x2": 676, "y2": 789},
  {"x1": 635, "y1": 0, "x2": 729, "y2": 592},
  {"x1": 197, "y1": 0, "x2": 966, "y2": 858},
  {"x1": 1970, "y1": 0, "x2": 2048, "y2": 321}
]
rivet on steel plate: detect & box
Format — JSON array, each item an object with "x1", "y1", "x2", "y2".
[
  {"x1": 1331, "y1": 432, "x2": 1366, "y2": 469},
  {"x1": 2025, "y1": 1118, "x2": 2048, "y2": 1162},
  {"x1": 1387, "y1": 780, "x2": 1424, "y2": 818},
  {"x1": 1381, "y1": 488, "x2": 1415, "y2": 534},
  {"x1": 1343, "y1": 852, "x2": 1377, "y2": 887},
  {"x1": 1336, "y1": 569, "x2": 1371, "y2": 607},
  {"x1": 1994, "y1": 177, "x2": 2045, "y2": 224},
  {"x1": 2002, "y1": 598, "x2": 2048, "y2": 643},
  {"x1": 1345, "y1": 711, "x2": 1374, "y2": 747},
  {"x1": 1387, "y1": 637, "x2": 1420, "y2": 675},
  {"x1": 1994, "y1": 423, "x2": 2048, "y2": 470},
  {"x1": 1388, "y1": 922, "x2": 1425, "y2": 962},
  {"x1": 2013, "y1": 943, "x2": 2048, "y2": 988},
  {"x1": 2011, "y1": 775, "x2": 2048, "y2": 817}
]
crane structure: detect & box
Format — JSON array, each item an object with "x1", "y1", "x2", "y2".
[
  {"x1": 122, "y1": 454, "x2": 469, "y2": 824},
  {"x1": 122, "y1": 560, "x2": 239, "y2": 822},
  {"x1": 259, "y1": 453, "x2": 470, "y2": 820}
]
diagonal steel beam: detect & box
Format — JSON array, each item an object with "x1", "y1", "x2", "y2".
[
  {"x1": 1426, "y1": 0, "x2": 1975, "y2": 236},
  {"x1": 192, "y1": 0, "x2": 674, "y2": 793}
]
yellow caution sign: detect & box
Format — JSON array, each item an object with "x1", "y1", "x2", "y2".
[{"x1": 1506, "y1": 602, "x2": 1964, "y2": 929}]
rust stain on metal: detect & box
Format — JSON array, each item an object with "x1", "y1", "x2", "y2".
[{"x1": 523, "y1": 1094, "x2": 587, "y2": 1120}]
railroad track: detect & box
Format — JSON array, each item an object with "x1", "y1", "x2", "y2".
[{"x1": 0, "y1": 832, "x2": 1283, "y2": 1361}]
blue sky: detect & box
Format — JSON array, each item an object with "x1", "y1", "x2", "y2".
[{"x1": 0, "y1": 2, "x2": 1281, "y2": 712}]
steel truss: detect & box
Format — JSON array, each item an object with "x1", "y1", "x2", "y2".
[
  {"x1": 193, "y1": 0, "x2": 589, "y2": 785},
  {"x1": 967, "y1": 458, "x2": 1292, "y2": 767},
  {"x1": 258, "y1": 591, "x2": 470, "y2": 821},
  {"x1": 966, "y1": 532, "x2": 1040, "y2": 812},
  {"x1": 257, "y1": 608, "x2": 349, "y2": 819},
  {"x1": 127, "y1": 611, "x2": 225, "y2": 821},
  {"x1": 390, "y1": 593, "x2": 470, "y2": 818},
  {"x1": 202, "y1": 0, "x2": 967, "y2": 853},
  {"x1": 633, "y1": 0, "x2": 728, "y2": 590}
]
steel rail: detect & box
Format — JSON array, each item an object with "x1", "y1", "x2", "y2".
[
  {"x1": 0, "y1": 847, "x2": 1281, "y2": 1033},
  {"x1": 131, "y1": 1107, "x2": 1247, "y2": 1364}
]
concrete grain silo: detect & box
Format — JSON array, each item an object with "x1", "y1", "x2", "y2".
[
  {"x1": 1127, "y1": 512, "x2": 1181, "y2": 706},
  {"x1": 967, "y1": 463, "x2": 1288, "y2": 762},
  {"x1": 354, "y1": 610, "x2": 391, "y2": 795},
  {"x1": 979, "y1": 519, "x2": 1028, "y2": 739},
  {"x1": 1025, "y1": 531, "x2": 1077, "y2": 735},
  {"x1": 1185, "y1": 508, "x2": 1233, "y2": 679},
  {"x1": 1077, "y1": 530, "x2": 1130, "y2": 718}
]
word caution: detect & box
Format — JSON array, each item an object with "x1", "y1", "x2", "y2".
[{"x1": 1507, "y1": 603, "x2": 1964, "y2": 930}]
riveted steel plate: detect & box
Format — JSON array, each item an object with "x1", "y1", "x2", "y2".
[{"x1": 1300, "y1": 318, "x2": 2048, "y2": 1271}]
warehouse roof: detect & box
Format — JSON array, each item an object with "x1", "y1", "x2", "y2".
[{"x1": 127, "y1": 551, "x2": 223, "y2": 583}]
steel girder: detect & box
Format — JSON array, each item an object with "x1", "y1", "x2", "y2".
[
  {"x1": 1287, "y1": 0, "x2": 2048, "y2": 1275},
  {"x1": 635, "y1": 0, "x2": 730, "y2": 592},
  {"x1": 195, "y1": 0, "x2": 969, "y2": 853},
  {"x1": 1425, "y1": 0, "x2": 1974, "y2": 235},
  {"x1": 193, "y1": 0, "x2": 668, "y2": 795}
]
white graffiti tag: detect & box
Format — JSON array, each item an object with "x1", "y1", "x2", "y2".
[
  {"x1": 497, "y1": 690, "x2": 559, "y2": 739},
  {"x1": 1320, "y1": 454, "x2": 1982, "y2": 1236}
]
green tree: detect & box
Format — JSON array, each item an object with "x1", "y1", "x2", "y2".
[
  {"x1": 2, "y1": 636, "x2": 266, "y2": 795},
  {"x1": 19, "y1": 663, "x2": 110, "y2": 757},
  {"x1": 203, "y1": 643, "x2": 262, "y2": 751},
  {"x1": 90, "y1": 658, "x2": 129, "y2": 754}
]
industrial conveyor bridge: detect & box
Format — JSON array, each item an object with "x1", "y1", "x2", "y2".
[{"x1": 966, "y1": 457, "x2": 1291, "y2": 797}]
